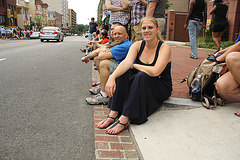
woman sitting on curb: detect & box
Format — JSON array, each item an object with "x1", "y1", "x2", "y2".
[
  {"x1": 97, "y1": 17, "x2": 172, "y2": 135},
  {"x1": 215, "y1": 42, "x2": 240, "y2": 117}
]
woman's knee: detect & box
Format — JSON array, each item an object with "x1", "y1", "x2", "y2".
[
  {"x1": 226, "y1": 52, "x2": 240, "y2": 69},
  {"x1": 215, "y1": 79, "x2": 226, "y2": 94}
]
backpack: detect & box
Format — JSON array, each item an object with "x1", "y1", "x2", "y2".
[{"x1": 184, "y1": 54, "x2": 226, "y2": 109}]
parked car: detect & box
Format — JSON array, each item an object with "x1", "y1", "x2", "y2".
[
  {"x1": 40, "y1": 27, "x2": 64, "y2": 42},
  {"x1": 30, "y1": 32, "x2": 40, "y2": 39}
]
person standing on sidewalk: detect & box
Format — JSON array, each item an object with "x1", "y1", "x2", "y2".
[
  {"x1": 146, "y1": 0, "x2": 166, "y2": 36},
  {"x1": 184, "y1": 0, "x2": 207, "y2": 59},
  {"x1": 105, "y1": 0, "x2": 130, "y2": 33},
  {"x1": 210, "y1": 0, "x2": 228, "y2": 51},
  {"x1": 130, "y1": 0, "x2": 148, "y2": 43},
  {"x1": 88, "y1": 17, "x2": 98, "y2": 41}
]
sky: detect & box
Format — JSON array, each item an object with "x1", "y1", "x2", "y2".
[{"x1": 68, "y1": 0, "x2": 100, "y2": 25}]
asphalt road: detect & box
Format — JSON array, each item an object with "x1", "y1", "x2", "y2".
[{"x1": 0, "y1": 37, "x2": 95, "y2": 159}]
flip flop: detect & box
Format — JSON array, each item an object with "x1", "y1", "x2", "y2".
[
  {"x1": 234, "y1": 112, "x2": 240, "y2": 117},
  {"x1": 106, "y1": 120, "x2": 128, "y2": 135},
  {"x1": 98, "y1": 115, "x2": 118, "y2": 129}
]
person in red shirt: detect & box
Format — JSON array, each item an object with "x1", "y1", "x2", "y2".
[{"x1": 92, "y1": 30, "x2": 109, "y2": 50}]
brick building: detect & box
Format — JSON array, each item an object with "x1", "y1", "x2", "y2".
[{"x1": 0, "y1": 0, "x2": 17, "y2": 27}]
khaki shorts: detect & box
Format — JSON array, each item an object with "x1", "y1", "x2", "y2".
[
  {"x1": 155, "y1": 18, "x2": 166, "y2": 35},
  {"x1": 110, "y1": 59, "x2": 119, "y2": 75},
  {"x1": 131, "y1": 23, "x2": 143, "y2": 43}
]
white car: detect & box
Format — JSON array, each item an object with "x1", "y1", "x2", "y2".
[
  {"x1": 40, "y1": 27, "x2": 64, "y2": 42},
  {"x1": 30, "y1": 32, "x2": 40, "y2": 39}
]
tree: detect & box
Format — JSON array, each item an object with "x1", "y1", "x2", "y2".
[
  {"x1": 76, "y1": 24, "x2": 88, "y2": 34},
  {"x1": 69, "y1": 26, "x2": 75, "y2": 34},
  {"x1": 34, "y1": 16, "x2": 43, "y2": 31}
]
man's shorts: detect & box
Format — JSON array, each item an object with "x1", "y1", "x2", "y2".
[
  {"x1": 110, "y1": 59, "x2": 119, "y2": 75},
  {"x1": 155, "y1": 18, "x2": 166, "y2": 35},
  {"x1": 131, "y1": 23, "x2": 143, "y2": 43}
]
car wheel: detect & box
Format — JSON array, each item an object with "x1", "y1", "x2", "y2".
[
  {"x1": 61, "y1": 37, "x2": 64, "y2": 42},
  {"x1": 40, "y1": 39, "x2": 44, "y2": 42}
]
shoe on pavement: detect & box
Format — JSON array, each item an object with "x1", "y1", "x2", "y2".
[
  {"x1": 89, "y1": 85, "x2": 101, "y2": 95},
  {"x1": 86, "y1": 93, "x2": 110, "y2": 105},
  {"x1": 190, "y1": 55, "x2": 198, "y2": 59}
]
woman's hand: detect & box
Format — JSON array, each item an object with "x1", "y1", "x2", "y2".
[{"x1": 105, "y1": 75, "x2": 116, "y2": 98}]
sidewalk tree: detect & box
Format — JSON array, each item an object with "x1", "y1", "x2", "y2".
[
  {"x1": 69, "y1": 25, "x2": 75, "y2": 34},
  {"x1": 76, "y1": 24, "x2": 88, "y2": 34},
  {"x1": 34, "y1": 16, "x2": 43, "y2": 31}
]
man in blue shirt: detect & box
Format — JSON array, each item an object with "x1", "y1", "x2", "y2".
[
  {"x1": 88, "y1": 17, "x2": 98, "y2": 41},
  {"x1": 236, "y1": 33, "x2": 240, "y2": 44},
  {"x1": 86, "y1": 25, "x2": 133, "y2": 105}
]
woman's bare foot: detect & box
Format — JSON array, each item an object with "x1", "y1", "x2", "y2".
[
  {"x1": 234, "y1": 109, "x2": 240, "y2": 117},
  {"x1": 106, "y1": 115, "x2": 129, "y2": 135},
  {"x1": 81, "y1": 56, "x2": 90, "y2": 63},
  {"x1": 98, "y1": 110, "x2": 118, "y2": 129}
]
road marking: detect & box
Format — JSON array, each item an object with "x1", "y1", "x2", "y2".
[
  {"x1": 0, "y1": 58, "x2": 7, "y2": 62},
  {"x1": 0, "y1": 41, "x2": 34, "y2": 46}
]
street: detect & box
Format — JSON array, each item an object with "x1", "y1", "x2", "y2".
[{"x1": 0, "y1": 37, "x2": 95, "y2": 159}]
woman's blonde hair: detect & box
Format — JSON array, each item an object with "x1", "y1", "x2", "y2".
[
  {"x1": 140, "y1": 17, "x2": 164, "y2": 41},
  {"x1": 92, "y1": 32, "x2": 97, "y2": 37}
]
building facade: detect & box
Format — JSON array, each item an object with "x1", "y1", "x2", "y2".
[
  {"x1": 0, "y1": 0, "x2": 17, "y2": 27},
  {"x1": 0, "y1": 0, "x2": 7, "y2": 27},
  {"x1": 48, "y1": 11, "x2": 62, "y2": 28},
  {"x1": 43, "y1": 0, "x2": 69, "y2": 29},
  {"x1": 68, "y1": 8, "x2": 76, "y2": 28}
]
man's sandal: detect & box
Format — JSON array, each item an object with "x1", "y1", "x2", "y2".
[
  {"x1": 106, "y1": 120, "x2": 128, "y2": 135},
  {"x1": 98, "y1": 115, "x2": 118, "y2": 129},
  {"x1": 92, "y1": 81, "x2": 101, "y2": 87},
  {"x1": 234, "y1": 112, "x2": 240, "y2": 117}
]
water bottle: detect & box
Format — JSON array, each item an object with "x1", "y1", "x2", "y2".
[
  {"x1": 85, "y1": 49, "x2": 88, "y2": 56},
  {"x1": 191, "y1": 75, "x2": 202, "y2": 101}
]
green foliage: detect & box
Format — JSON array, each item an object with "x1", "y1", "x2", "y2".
[
  {"x1": 69, "y1": 26, "x2": 75, "y2": 34},
  {"x1": 34, "y1": 16, "x2": 43, "y2": 31},
  {"x1": 76, "y1": 24, "x2": 88, "y2": 34},
  {"x1": 166, "y1": 0, "x2": 173, "y2": 9},
  {"x1": 197, "y1": 37, "x2": 235, "y2": 49},
  {"x1": 204, "y1": 16, "x2": 229, "y2": 43}
]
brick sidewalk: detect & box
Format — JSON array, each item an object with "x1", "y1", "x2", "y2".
[
  {"x1": 91, "y1": 45, "x2": 240, "y2": 159},
  {"x1": 92, "y1": 66, "x2": 140, "y2": 160},
  {"x1": 171, "y1": 46, "x2": 240, "y2": 103}
]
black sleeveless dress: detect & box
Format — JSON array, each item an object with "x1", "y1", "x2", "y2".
[
  {"x1": 107, "y1": 40, "x2": 172, "y2": 125},
  {"x1": 212, "y1": 3, "x2": 228, "y2": 32}
]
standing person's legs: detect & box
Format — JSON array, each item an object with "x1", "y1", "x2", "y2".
[
  {"x1": 131, "y1": 23, "x2": 143, "y2": 43},
  {"x1": 212, "y1": 32, "x2": 223, "y2": 50},
  {"x1": 189, "y1": 20, "x2": 202, "y2": 59},
  {"x1": 88, "y1": 33, "x2": 93, "y2": 41},
  {"x1": 189, "y1": 20, "x2": 197, "y2": 58},
  {"x1": 212, "y1": 32, "x2": 220, "y2": 49},
  {"x1": 156, "y1": 18, "x2": 166, "y2": 36}
]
